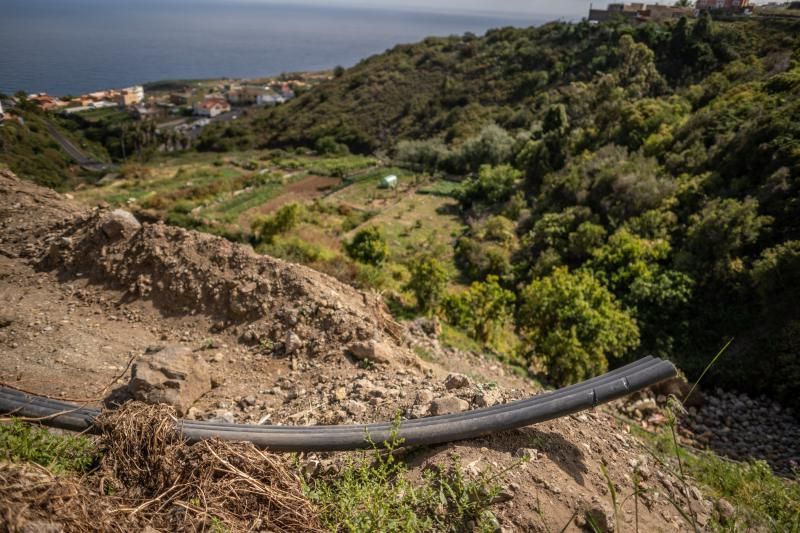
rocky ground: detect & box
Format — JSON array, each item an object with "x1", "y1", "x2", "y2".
[
  {"x1": 680, "y1": 390, "x2": 799, "y2": 476},
  {"x1": 0, "y1": 168, "x2": 794, "y2": 531}
]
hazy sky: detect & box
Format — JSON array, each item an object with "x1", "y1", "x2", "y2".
[{"x1": 245, "y1": 0, "x2": 593, "y2": 18}]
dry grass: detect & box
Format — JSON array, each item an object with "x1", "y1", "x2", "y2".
[
  {"x1": 0, "y1": 461, "x2": 136, "y2": 532},
  {"x1": 1, "y1": 403, "x2": 323, "y2": 532}
]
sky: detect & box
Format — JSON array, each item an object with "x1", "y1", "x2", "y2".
[{"x1": 235, "y1": 0, "x2": 593, "y2": 18}]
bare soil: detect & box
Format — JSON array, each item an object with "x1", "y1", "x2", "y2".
[{"x1": 239, "y1": 174, "x2": 341, "y2": 226}]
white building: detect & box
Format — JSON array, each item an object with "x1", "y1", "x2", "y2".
[
  {"x1": 193, "y1": 97, "x2": 231, "y2": 118},
  {"x1": 256, "y1": 93, "x2": 285, "y2": 106},
  {"x1": 0, "y1": 100, "x2": 4, "y2": 120}
]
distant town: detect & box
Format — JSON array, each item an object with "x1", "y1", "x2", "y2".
[
  {"x1": 0, "y1": 73, "x2": 330, "y2": 138},
  {"x1": 588, "y1": 0, "x2": 798, "y2": 22}
]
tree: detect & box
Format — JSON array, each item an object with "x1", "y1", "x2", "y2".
[
  {"x1": 394, "y1": 139, "x2": 450, "y2": 173},
  {"x1": 751, "y1": 240, "x2": 800, "y2": 312},
  {"x1": 679, "y1": 197, "x2": 772, "y2": 280},
  {"x1": 344, "y1": 226, "x2": 388, "y2": 265},
  {"x1": 586, "y1": 229, "x2": 693, "y2": 357},
  {"x1": 458, "y1": 164, "x2": 521, "y2": 208},
  {"x1": 517, "y1": 267, "x2": 640, "y2": 385},
  {"x1": 456, "y1": 124, "x2": 515, "y2": 173},
  {"x1": 315, "y1": 135, "x2": 350, "y2": 155},
  {"x1": 445, "y1": 275, "x2": 515, "y2": 344},
  {"x1": 406, "y1": 255, "x2": 449, "y2": 315}
]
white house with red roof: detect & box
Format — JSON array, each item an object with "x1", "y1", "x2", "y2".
[{"x1": 192, "y1": 97, "x2": 231, "y2": 118}]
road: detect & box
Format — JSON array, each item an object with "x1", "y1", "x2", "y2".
[{"x1": 46, "y1": 121, "x2": 111, "y2": 172}]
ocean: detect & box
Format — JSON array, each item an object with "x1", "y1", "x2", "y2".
[{"x1": 0, "y1": 0, "x2": 552, "y2": 96}]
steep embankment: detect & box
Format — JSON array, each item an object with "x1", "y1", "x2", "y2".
[{"x1": 0, "y1": 168, "x2": 726, "y2": 530}]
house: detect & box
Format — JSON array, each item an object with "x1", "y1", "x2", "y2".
[
  {"x1": 116, "y1": 86, "x2": 145, "y2": 108},
  {"x1": 132, "y1": 104, "x2": 165, "y2": 120},
  {"x1": 696, "y1": 0, "x2": 750, "y2": 10},
  {"x1": 589, "y1": 2, "x2": 694, "y2": 22},
  {"x1": 27, "y1": 93, "x2": 68, "y2": 111},
  {"x1": 645, "y1": 4, "x2": 695, "y2": 20},
  {"x1": 228, "y1": 86, "x2": 267, "y2": 105},
  {"x1": 193, "y1": 97, "x2": 231, "y2": 118},
  {"x1": 0, "y1": 101, "x2": 4, "y2": 120},
  {"x1": 256, "y1": 92, "x2": 285, "y2": 106}
]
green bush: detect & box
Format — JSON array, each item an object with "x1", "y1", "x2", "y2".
[
  {"x1": 344, "y1": 226, "x2": 389, "y2": 265},
  {"x1": 315, "y1": 135, "x2": 351, "y2": 156},
  {"x1": 405, "y1": 255, "x2": 450, "y2": 315},
  {"x1": 394, "y1": 139, "x2": 450, "y2": 173},
  {"x1": 251, "y1": 203, "x2": 302, "y2": 245},
  {"x1": 517, "y1": 267, "x2": 640, "y2": 385},
  {"x1": 458, "y1": 164, "x2": 521, "y2": 209},
  {"x1": 445, "y1": 275, "x2": 515, "y2": 344}
]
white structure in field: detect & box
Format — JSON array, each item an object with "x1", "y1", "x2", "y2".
[{"x1": 380, "y1": 175, "x2": 398, "y2": 189}]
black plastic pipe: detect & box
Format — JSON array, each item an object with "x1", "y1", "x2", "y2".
[
  {"x1": 0, "y1": 357, "x2": 676, "y2": 451},
  {"x1": 0, "y1": 356, "x2": 657, "y2": 435}
]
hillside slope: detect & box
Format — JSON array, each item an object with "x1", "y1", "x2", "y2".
[
  {"x1": 209, "y1": 17, "x2": 800, "y2": 152},
  {"x1": 0, "y1": 168, "x2": 731, "y2": 531},
  {"x1": 190, "y1": 16, "x2": 800, "y2": 409}
]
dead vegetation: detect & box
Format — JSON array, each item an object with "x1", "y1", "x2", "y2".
[{"x1": 1, "y1": 403, "x2": 322, "y2": 532}]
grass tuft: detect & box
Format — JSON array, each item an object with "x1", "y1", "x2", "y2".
[{"x1": 0, "y1": 419, "x2": 98, "y2": 474}]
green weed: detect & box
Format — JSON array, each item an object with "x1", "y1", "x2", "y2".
[
  {"x1": 0, "y1": 419, "x2": 98, "y2": 474},
  {"x1": 304, "y1": 421, "x2": 506, "y2": 532}
]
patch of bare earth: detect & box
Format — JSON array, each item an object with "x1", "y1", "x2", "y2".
[
  {"x1": 0, "y1": 169, "x2": 716, "y2": 531},
  {"x1": 238, "y1": 174, "x2": 341, "y2": 227}
]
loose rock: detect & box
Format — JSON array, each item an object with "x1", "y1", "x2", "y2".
[
  {"x1": 126, "y1": 345, "x2": 211, "y2": 416},
  {"x1": 429, "y1": 396, "x2": 470, "y2": 416}
]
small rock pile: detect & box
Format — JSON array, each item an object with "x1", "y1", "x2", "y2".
[{"x1": 680, "y1": 390, "x2": 800, "y2": 476}]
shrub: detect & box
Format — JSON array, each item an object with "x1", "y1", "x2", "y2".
[
  {"x1": 678, "y1": 197, "x2": 772, "y2": 280},
  {"x1": 315, "y1": 135, "x2": 350, "y2": 156},
  {"x1": 751, "y1": 240, "x2": 800, "y2": 307},
  {"x1": 517, "y1": 267, "x2": 640, "y2": 385},
  {"x1": 454, "y1": 237, "x2": 512, "y2": 281},
  {"x1": 344, "y1": 226, "x2": 388, "y2": 265},
  {"x1": 455, "y1": 124, "x2": 515, "y2": 173},
  {"x1": 458, "y1": 164, "x2": 521, "y2": 209},
  {"x1": 251, "y1": 203, "x2": 302, "y2": 245},
  {"x1": 394, "y1": 139, "x2": 450, "y2": 173},
  {"x1": 405, "y1": 255, "x2": 449, "y2": 315},
  {"x1": 445, "y1": 275, "x2": 515, "y2": 344}
]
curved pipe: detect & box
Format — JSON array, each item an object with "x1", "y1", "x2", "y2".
[
  {"x1": 0, "y1": 356, "x2": 658, "y2": 434},
  {"x1": 0, "y1": 357, "x2": 676, "y2": 451}
]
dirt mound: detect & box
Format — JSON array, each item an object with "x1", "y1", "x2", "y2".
[{"x1": 0, "y1": 169, "x2": 411, "y2": 365}]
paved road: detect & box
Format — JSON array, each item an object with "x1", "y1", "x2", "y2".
[{"x1": 46, "y1": 121, "x2": 111, "y2": 172}]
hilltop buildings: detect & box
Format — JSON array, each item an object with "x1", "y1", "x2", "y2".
[
  {"x1": 696, "y1": 0, "x2": 750, "y2": 9},
  {"x1": 589, "y1": 0, "x2": 753, "y2": 21},
  {"x1": 589, "y1": 3, "x2": 695, "y2": 22}
]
